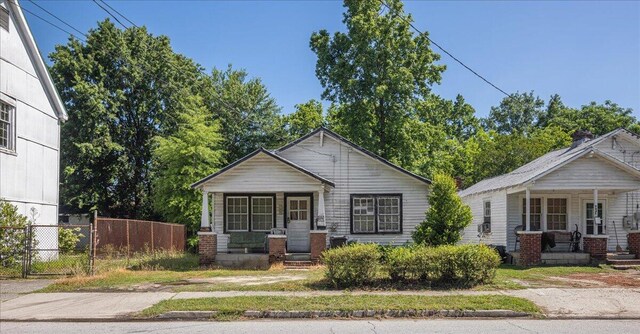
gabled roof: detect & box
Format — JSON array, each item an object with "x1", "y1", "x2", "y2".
[
  {"x1": 6, "y1": 0, "x2": 67, "y2": 121},
  {"x1": 191, "y1": 147, "x2": 335, "y2": 189},
  {"x1": 277, "y1": 127, "x2": 431, "y2": 185},
  {"x1": 459, "y1": 128, "x2": 640, "y2": 197}
]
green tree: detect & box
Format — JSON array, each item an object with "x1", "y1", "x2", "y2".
[
  {"x1": 547, "y1": 100, "x2": 639, "y2": 136},
  {"x1": 203, "y1": 66, "x2": 285, "y2": 162},
  {"x1": 483, "y1": 91, "x2": 545, "y2": 135},
  {"x1": 413, "y1": 172, "x2": 472, "y2": 246},
  {"x1": 310, "y1": 0, "x2": 445, "y2": 164},
  {"x1": 284, "y1": 99, "x2": 325, "y2": 139},
  {"x1": 419, "y1": 94, "x2": 479, "y2": 141},
  {"x1": 0, "y1": 199, "x2": 29, "y2": 268},
  {"x1": 50, "y1": 20, "x2": 203, "y2": 218},
  {"x1": 151, "y1": 94, "x2": 225, "y2": 236}
]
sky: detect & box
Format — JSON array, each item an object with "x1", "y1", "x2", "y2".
[{"x1": 19, "y1": 0, "x2": 640, "y2": 118}]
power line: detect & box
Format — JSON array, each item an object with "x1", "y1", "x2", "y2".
[
  {"x1": 97, "y1": 0, "x2": 138, "y2": 28},
  {"x1": 26, "y1": 0, "x2": 87, "y2": 38},
  {"x1": 92, "y1": 0, "x2": 127, "y2": 29},
  {"x1": 10, "y1": 0, "x2": 86, "y2": 42},
  {"x1": 379, "y1": 0, "x2": 510, "y2": 97}
]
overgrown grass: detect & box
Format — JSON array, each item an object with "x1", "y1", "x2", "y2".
[{"x1": 140, "y1": 295, "x2": 540, "y2": 319}]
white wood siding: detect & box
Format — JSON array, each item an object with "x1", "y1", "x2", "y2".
[
  {"x1": 460, "y1": 190, "x2": 507, "y2": 247},
  {"x1": 532, "y1": 155, "x2": 640, "y2": 191},
  {"x1": 278, "y1": 133, "x2": 429, "y2": 246},
  {"x1": 200, "y1": 152, "x2": 324, "y2": 193},
  {"x1": 0, "y1": 2, "x2": 61, "y2": 227}
]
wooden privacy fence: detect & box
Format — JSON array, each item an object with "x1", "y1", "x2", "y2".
[{"x1": 95, "y1": 217, "x2": 185, "y2": 254}]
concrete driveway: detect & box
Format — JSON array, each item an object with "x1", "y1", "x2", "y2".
[{"x1": 0, "y1": 279, "x2": 53, "y2": 302}]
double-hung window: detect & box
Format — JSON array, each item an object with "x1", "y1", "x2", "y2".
[
  {"x1": 483, "y1": 200, "x2": 491, "y2": 224},
  {"x1": 547, "y1": 198, "x2": 567, "y2": 231},
  {"x1": 351, "y1": 194, "x2": 402, "y2": 234},
  {"x1": 225, "y1": 195, "x2": 274, "y2": 232},
  {"x1": 0, "y1": 101, "x2": 15, "y2": 152},
  {"x1": 522, "y1": 198, "x2": 542, "y2": 231}
]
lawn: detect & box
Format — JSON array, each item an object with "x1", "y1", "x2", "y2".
[
  {"x1": 39, "y1": 262, "x2": 615, "y2": 292},
  {"x1": 140, "y1": 295, "x2": 541, "y2": 319}
]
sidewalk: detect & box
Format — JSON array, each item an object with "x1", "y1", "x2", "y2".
[{"x1": 1, "y1": 288, "x2": 640, "y2": 320}]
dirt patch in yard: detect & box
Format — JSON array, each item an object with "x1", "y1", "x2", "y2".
[
  {"x1": 185, "y1": 275, "x2": 307, "y2": 286},
  {"x1": 560, "y1": 271, "x2": 640, "y2": 288}
]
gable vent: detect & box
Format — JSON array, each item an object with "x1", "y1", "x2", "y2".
[{"x1": 0, "y1": 7, "x2": 9, "y2": 31}]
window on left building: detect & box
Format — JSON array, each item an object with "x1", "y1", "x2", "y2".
[
  {"x1": 0, "y1": 101, "x2": 15, "y2": 152},
  {"x1": 0, "y1": 6, "x2": 9, "y2": 31}
]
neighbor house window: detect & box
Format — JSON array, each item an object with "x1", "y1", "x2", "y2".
[
  {"x1": 522, "y1": 198, "x2": 542, "y2": 231},
  {"x1": 483, "y1": 200, "x2": 491, "y2": 223},
  {"x1": 547, "y1": 198, "x2": 567, "y2": 231},
  {"x1": 0, "y1": 7, "x2": 9, "y2": 31},
  {"x1": 251, "y1": 196, "x2": 274, "y2": 231},
  {"x1": 226, "y1": 196, "x2": 249, "y2": 231},
  {"x1": 0, "y1": 101, "x2": 15, "y2": 152},
  {"x1": 351, "y1": 194, "x2": 402, "y2": 234}
]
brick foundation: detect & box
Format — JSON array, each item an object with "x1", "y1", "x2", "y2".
[
  {"x1": 627, "y1": 231, "x2": 640, "y2": 259},
  {"x1": 517, "y1": 231, "x2": 542, "y2": 266},
  {"x1": 310, "y1": 231, "x2": 328, "y2": 263},
  {"x1": 198, "y1": 231, "x2": 217, "y2": 266},
  {"x1": 268, "y1": 235, "x2": 287, "y2": 263},
  {"x1": 583, "y1": 236, "x2": 608, "y2": 260}
]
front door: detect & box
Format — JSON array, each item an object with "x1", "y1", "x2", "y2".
[
  {"x1": 585, "y1": 201, "x2": 605, "y2": 235},
  {"x1": 286, "y1": 196, "x2": 311, "y2": 252}
]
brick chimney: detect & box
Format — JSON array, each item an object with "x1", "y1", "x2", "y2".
[{"x1": 571, "y1": 130, "x2": 594, "y2": 148}]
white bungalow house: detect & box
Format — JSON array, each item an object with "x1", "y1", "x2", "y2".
[
  {"x1": 192, "y1": 127, "x2": 430, "y2": 261},
  {"x1": 459, "y1": 129, "x2": 640, "y2": 259},
  {"x1": 0, "y1": 0, "x2": 67, "y2": 245}
]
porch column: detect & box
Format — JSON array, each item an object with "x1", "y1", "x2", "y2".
[
  {"x1": 525, "y1": 188, "x2": 531, "y2": 231},
  {"x1": 593, "y1": 188, "x2": 599, "y2": 235},
  {"x1": 316, "y1": 185, "x2": 326, "y2": 229},
  {"x1": 201, "y1": 191, "x2": 210, "y2": 231},
  {"x1": 210, "y1": 193, "x2": 215, "y2": 230}
]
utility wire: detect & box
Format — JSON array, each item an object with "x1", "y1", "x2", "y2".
[
  {"x1": 10, "y1": 0, "x2": 86, "y2": 42},
  {"x1": 97, "y1": 0, "x2": 138, "y2": 28},
  {"x1": 379, "y1": 0, "x2": 510, "y2": 97},
  {"x1": 26, "y1": 0, "x2": 87, "y2": 38},
  {"x1": 92, "y1": 0, "x2": 127, "y2": 29}
]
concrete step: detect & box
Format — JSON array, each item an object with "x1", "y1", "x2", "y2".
[
  {"x1": 606, "y1": 259, "x2": 640, "y2": 266},
  {"x1": 607, "y1": 253, "x2": 637, "y2": 260},
  {"x1": 285, "y1": 253, "x2": 311, "y2": 261},
  {"x1": 611, "y1": 264, "x2": 640, "y2": 270}
]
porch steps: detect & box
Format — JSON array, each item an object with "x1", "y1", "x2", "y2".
[
  {"x1": 606, "y1": 252, "x2": 640, "y2": 269},
  {"x1": 283, "y1": 260, "x2": 315, "y2": 269},
  {"x1": 285, "y1": 253, "x2": 311, "y2": 261}
]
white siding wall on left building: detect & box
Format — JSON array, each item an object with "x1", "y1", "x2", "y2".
[
  {"x1": 0, "y1": 0, "x2": 64, "y2": 253},
  {"x1": 460, "y1": 190, "x2": 508, "y2": 247}
]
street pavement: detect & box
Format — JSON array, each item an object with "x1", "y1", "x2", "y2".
[{"x1": 2, "y1": 320, "x2": 640, "y2": 334}]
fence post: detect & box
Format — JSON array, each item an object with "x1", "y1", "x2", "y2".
[
  {"x1": 90, "y1": 211, "x2": 97, "y2": 275},
  {"x1": 150, "y1": 222, "x2": 154, "y2": 252},
  {"x1": 126, "y1": 219, "x2": 130, "y2": 257},
  {"x1": 21, "y1": 226, "x2": 28, "y2": 278}
]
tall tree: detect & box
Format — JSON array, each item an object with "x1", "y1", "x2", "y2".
[
  {"x1": 50, "y1": 20, "x2": 203, "y2": 217},
  {"x1": 284, "y1": 99, "x2": 325, "y2": 139},
  {"x1": 203, "y1": 66, "x2": 284, "y2": 162},
  {"x1": 483, "y1": 91, "x2": 544, "y2": 135},
  {"x1": 419, "y1": 94, "x2": 479, "y2": 141},
  {"x1": 547, "y1": 100, "x2": 639, "y2": 136},
  {"x1": 151, "y1": 93, "x2": 225, "y2": 239},
  {"x1": 310, "y1": 0, "x2": 445, "y2": 164}
]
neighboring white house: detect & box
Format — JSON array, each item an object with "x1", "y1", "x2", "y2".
[
  {"x1": 0, "y1": 0, "x2": 67, "y2": 235},
  {"x1": 459, "y1": 129, "x2": 640, "y2": 253},
  {"x1": 192, "y1": 127, "x2": 430, "y2": 254}
]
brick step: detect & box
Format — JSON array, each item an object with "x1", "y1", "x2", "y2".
[
  {"x1": 606, "y1": 259, "x2": 640, "y2": 266},
  {"x1": 283, "y1": 260, "x2": 315, "y2": 268}
]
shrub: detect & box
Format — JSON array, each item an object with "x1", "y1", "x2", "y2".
[
  {"x1": 0, "y1": 199, "x2": 29, "y2": 268},
  {"x1": 385, "y1": 244, "x2": 501, "y2": 287},
  {"x1": 413, "y1": 172, "x2": 472, "y2": 246},
  {"x1": 323, "y1": 243, "x2": 381, "y2": 287},
  {"x1": 58, "y1": 227, "x2": 84, "y2": 254}
]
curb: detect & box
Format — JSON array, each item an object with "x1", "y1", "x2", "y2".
[{"x1": 155, "y1": 309, "x2": 532, "y2": 320}]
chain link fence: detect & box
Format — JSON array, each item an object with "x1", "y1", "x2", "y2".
[{"x1": 1, "y1": 224, "x2": 93, "y2": 278}]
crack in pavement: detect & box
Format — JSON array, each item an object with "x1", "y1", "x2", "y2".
[
  {"x1": 506, "y1": 320, "x2": 539, "y2": 333},
  {"x1": 367, "y1": 320, "x2": 378, "y2": 334}
]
